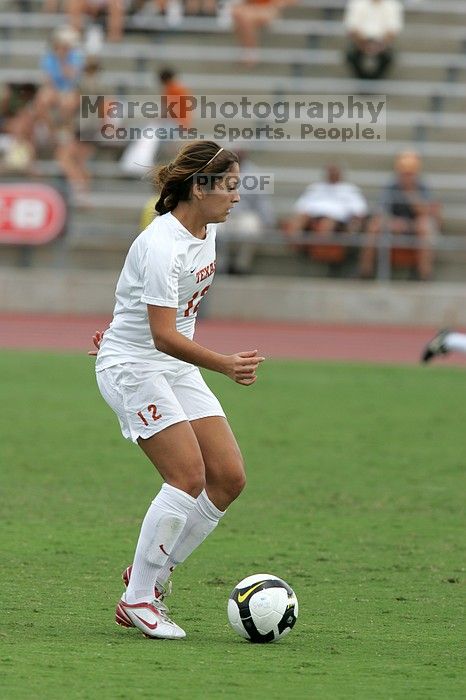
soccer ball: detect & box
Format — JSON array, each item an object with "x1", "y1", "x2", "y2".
[{"x1": 227, "y1": 573, "x2": 298, "y2": 643}]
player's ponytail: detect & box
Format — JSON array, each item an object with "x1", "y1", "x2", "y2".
[
  {"x1": 153, "y1": 162, "x2": 183, "y2": 215},
  {"x1": 153, "y1": 141, "x2": 238, "y2": 215}
]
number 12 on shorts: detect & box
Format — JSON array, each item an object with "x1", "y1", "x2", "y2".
[{"x1": 137, "y1": 404, "x2": 162, "y2": 426}]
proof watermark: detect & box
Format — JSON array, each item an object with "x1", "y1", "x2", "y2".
[
  {"x1": 79, "y1": 94, "x2": 386, "y2": 143},
  {"x1": 192, "y1": 172, "x2": 274, "y2": 194}
]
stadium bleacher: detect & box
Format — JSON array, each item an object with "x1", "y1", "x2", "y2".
[{"x1": 1, "y1": 0, "x2": 466, "y2": 279}]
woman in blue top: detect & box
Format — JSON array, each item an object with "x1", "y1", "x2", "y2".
[{"x1": 35, "y1": 25, "x2": 84, "y2": 133}]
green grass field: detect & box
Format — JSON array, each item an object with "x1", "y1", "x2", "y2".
[{"x1": 1, "y1": 350, "x2": 465, "y2": 700}]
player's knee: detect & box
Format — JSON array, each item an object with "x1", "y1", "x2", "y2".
[
  {"x1": 225, "y1": 464, "x2": 246, "y2": 502},
  {"x1": 179, "y1": 459, "x2": 206, "y2": 498},
  {"x1": 182, "y1": 476, "x2": 206, "y2": 499},
  {"x1": 233, "y1": 470, "x2": 247, "y2": 499}
]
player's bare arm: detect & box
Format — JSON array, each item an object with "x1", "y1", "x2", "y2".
[{"x1": 147, "y1": 304, "x2": 265, "y2": 386}]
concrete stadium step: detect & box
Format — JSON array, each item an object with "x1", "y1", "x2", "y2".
[
  {"x1": 7, "y1": 0, "x2": 466, "y2": 18},
  {"x1": 33, "y1": 159, "x2": 466, "y2": 197},
  {"x1": 3, "y1": 22, "x2": 460, "y2": 55},
  {"x1": 1, "y1": 11, "x2": 465, "y2": 42},
  {"x1": 4, "y1": 38, "x2": 466, "y2": 82},
  {"x1": 247, "y1": 146, "x2": 466, "y2": 175},
  {"x1": 32, "y1": 130, "x2": 466, "y2": 184},
  {"x1": 4, "y1": 68, "x2": 465, "y2": 115},
  {"x1": 1, "y1": 21, "x2": 462, "y2": 54},
  {"x1": 286, "y1": 7, "x2": 464, "y2": 30},
  {"x1": 4, "y1": 37, "x2": 458, "y2": 66},
  {"x1": 299, "y1": 0, "x2": 466, "y2": 15},
  {"x1": 82, "y1": 182, "x2": 465, "y2": 208},
  {"x1": 294, "y1": 0, "x2": 466, "y2": 20},
  {"x1": 385, "y1": 96, "x2": 463, "y2": 114},
  {"x1": 65, "y1": 188, "x2": 466, "y2": 236}
]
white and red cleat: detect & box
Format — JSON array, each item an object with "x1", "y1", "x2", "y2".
[
  {"x1": 115, "y1": 595, "x2": 186, "y2": 639},
  {"x1": 122, "y1": 565, "x2": 132, "y2": 588},
  {"x1": 116, "y1": 565, "x2": 179, "y2": 638}
]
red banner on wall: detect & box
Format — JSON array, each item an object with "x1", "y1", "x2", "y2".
[{"x1": 0, "y1": 183, "x2": 67, "y2": 245}]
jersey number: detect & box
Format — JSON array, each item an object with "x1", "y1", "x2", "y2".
[
  {"x1": 137, "y1": 404, "x2": 162, "y2": 426},
  {"x1": 184, "y1": 285, "x2": 210, "y2": 317}
]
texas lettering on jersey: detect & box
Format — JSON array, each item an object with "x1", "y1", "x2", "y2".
[
  {"x1": 96, "y1": 214, "x2": 218, "y2": 369},
  {"x1": 195, "y1": 261, "x2": 216, "y2": 284}
]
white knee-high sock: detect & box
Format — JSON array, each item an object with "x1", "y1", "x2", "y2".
[
  {"x1": 445, "y1": 332, "x2": 466, "y2": 354},
  {"x1": 125, "y1": 483, "x2": 197, "y2": 604},
  {"x1": 156, "y1": 489, "x2": 225, "y2": 587}
]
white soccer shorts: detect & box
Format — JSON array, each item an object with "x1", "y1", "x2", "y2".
[{"x1": 96, "y1": 363, "x2": 226, "y2": 442}]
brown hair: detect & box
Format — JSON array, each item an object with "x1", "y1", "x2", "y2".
[{"x1": 153, "y1": 141, "x2": 239, "y2": 215}]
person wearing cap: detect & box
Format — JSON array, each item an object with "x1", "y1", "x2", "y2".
[
  {"x1": 358, "y1": 151, "x2": 441, "y2": 280},
  {"x1": 41, "y1": 25, "x2": 84, "y2": 93},
  {"x1": 34, "y1": 25, "x2": 84, "y2": 134}
]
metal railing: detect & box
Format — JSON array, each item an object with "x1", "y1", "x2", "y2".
[{"x1": 226, "y1": 228, "x2": 466, "y2": 281}]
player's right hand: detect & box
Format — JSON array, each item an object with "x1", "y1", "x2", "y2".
[
  {"x1": 88, "y1": 330, "x2": 104, "y2": 356},
  {"x1": 223, "y1": 349, "x2": 265, "y2": 386}
]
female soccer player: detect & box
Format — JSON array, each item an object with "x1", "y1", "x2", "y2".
[{"x1": 94, "y1": 141, "x2": 265, "y2": 639}]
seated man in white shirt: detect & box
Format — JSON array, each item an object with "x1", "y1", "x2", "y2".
[
  {"x1": 344, "y1": 0, "x2": 404, "y2": 80},
  {"x1": 283, "y1": 163, "x2": 368, "y2": 270}
]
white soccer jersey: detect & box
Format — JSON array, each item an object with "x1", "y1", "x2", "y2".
[{"x1": 96, "y1": 212, "x2": 217, "y2": 371}]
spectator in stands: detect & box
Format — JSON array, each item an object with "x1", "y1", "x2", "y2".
[
  {"x1": 283, "y1": 163, "x2": 368, "y2": 271},
  {"x1": 67, "y1": 0, "x2": 124, "y2": 44},
  {"x1": 0, "y1": 83, "x2": 37, "y2": 175},
  {"x1": 0, "y1": 82, "x2": 36, "y2": 133},
  {"x1": 0, "y1": 108, "x2": 36, "y2": 176},
  {"x1": 344, "y1": 0, "x2": 404, "y2": 80},
  {"x1": 358, "y1": 151, "x2": 441, "y2": 281},
  {"x1": 158, "y1": 67, "x2": 193, "y2": 130},
  {"x1": 34, "y1": 25, "x2": 84, "y2": 138},
  {"x1": 54, "y1": 57, "x2": 107, "y2": 204},
  {"x1": 183, "y1": 0, "x2": 217, "y2": 17},
  {"x1": 120, "y1": 67, "x2": 193, "y2": 177},
  {"x1": 0, "y1": 84, "x2": 11, "y2": 125},
  {"x1": 216, "y1": 152, "x2": 275, "y2": 275},
  {"x1": 43, "y1": 0, "x2": 60, "y2": 11},
  {"x1": 231, "y1": 0, "x2": 296, "y2": 67},
  {"x1": 131, "y1": 0, "x2": 217, "y2": 23}
]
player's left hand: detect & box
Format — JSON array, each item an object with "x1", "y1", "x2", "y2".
[{"x1": 88, "y1": 330, "x2": 103, "y2": 356}]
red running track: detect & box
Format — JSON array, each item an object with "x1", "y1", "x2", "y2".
[{"x1": 1, "y1": 313, "x2": 465, "y2": 366}]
